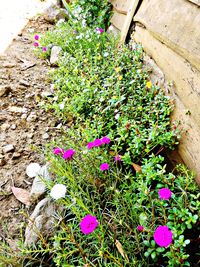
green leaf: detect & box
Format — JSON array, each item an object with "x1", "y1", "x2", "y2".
[{"x1": 151, "y1": 251, "x2": 157, "y2": 260}]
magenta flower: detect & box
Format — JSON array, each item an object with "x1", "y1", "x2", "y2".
[
  {"x1": 33, "y1": 42, "x2": 39, "y2": 47},
  {"x1": 101, "y1": 136, "x2": 110, "y2": 144},
  {"x1": 96, "y1": 27, "x2": 104, "y2": 34},
  {"x1": 87, "y1": 142, "x2": 94, "y2": 150},
  {"x1": 114, "y1": 155, "x2": 121, "y2": 162},
  {"x1": 34, "y1": 35, "x2": 39, "y2": 41},
  {"x1": 158, "y1": 188, "x2": 172, "y2": 200},
  {"x1": 154, "y1": 226, "x2": 173, "y2": 247},
  {"x1": 93, "y1": 138, "x2": 102, "y2": 147},
  {"x1": 137, "y1": 225, "x2": 144, "y2": 232},
  {"x1": 63, "y1": 148, "x2": 76, "y2": 160},
  {"x1": 42, "y1": 47, "x2": 47, "y2": 52},
  {"x1": 53, "y1": 147, "x2": 64, "y2": 155},
  {"x1": 80, "y1": 214, "x2": 99, "y2": 235},
  {"x1": 100, "y1": 163, "x2": 109, "y2": 171}
]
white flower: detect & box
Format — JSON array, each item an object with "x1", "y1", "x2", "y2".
[
  {"x1": 26, "y1": 163, "x2": 41, "y2": 178},
  {"x1": 59, "y1": 103, "x2": 65, "y2": 110},
  {"x1": 50, "y1": 184, "x2": 67, "y2": 200}
]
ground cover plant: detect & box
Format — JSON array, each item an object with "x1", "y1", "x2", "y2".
[{"x1": 1, "y1": 1, "x2": 199, "y2": 266}]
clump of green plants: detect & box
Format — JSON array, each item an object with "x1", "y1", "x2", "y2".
[
  {"x1": 12, "y1": 132, "x2": 199, "y2": 266},
  {"x1": 38, "y1": 19, "x2": 178, "y2": 165},
  {"x1": 71, "y1": 0, "x2": 112, "y2": 28}
]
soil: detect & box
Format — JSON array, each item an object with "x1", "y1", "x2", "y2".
[{"x1": 0, "y1": 15, "x2": 60, "y2": 242}]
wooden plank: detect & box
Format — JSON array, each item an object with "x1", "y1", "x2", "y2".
[
  {"x1": 111, "y1": 12, "x2": 127, "y2": 31},
  {"x1": 110, "y1": 0, "x2": 130, "y2": 14},
  {"x1": 188, "y1": 0, "x2": 200, "y2": 6},
  {"x1": 119, "y1": 0, "x2": 140, "y2": 43}
]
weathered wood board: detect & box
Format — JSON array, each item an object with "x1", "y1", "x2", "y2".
[
  {"x1": 134, "y1": 25, "x2": 200, "y2": 184},
  {"x1": 110, "y1": 0, "x2": 140, "y2": 43},
  {"x1": 134, "y1": 0, "x2": 200, "y2": 72}
]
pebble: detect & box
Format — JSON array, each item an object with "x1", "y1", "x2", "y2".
[
  {"x1": 0, "y1": 85, "x2": 11, "y2": 97},
  {"x1": 12, "y1": 152, "x2": 21, "y2": 159},
  {"x1": 21, "y1": 114, "x2": 28, "y2": 119},
  {"x1": 9, "y1": 106, "x2": 27, "y2": 113},
  {"x1": 11, "y1": 124, "x2": 17, "y2": 130},
  {"x1": 26, "y1": 112, "x2": 37, "y2": 122},
  {"x1": 3, "y1": 144, "x2": 15, "y2": 153},
  {"x1": 0, "y1": 158, "x2": 6, "y2": 166},
  {"x1": 50, "y1": 46, "x2": 62, "y2": 66},
  {"x1": 42, "y1": 133, "x2": 49, "y2": 139},
  {"x1": 1, "y1": 123, "x2": 10, "y2": 131},
  {"x1": 19, "y1": 80, "x2": 30, "y2": 87},
  {"x1": 41, "y1": 91, "x2": 53, "y2": 98}
]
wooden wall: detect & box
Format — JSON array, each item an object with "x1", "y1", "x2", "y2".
[{"x1": 110, "y1": 0, "x2": 200, "y2": 184}]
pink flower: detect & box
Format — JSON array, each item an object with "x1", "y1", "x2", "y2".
[
  {"x1": 63, "y1": 148, "x2": 76, "y2": 160},
  {"x1": 96, "y1": 27, "x2": 104, "y2": 34},
  {"x1": 158, "y1": 188, "x2": 172, "y2": 200},
  {"x1": 33, "y1": 42, "x2": 39, "y2": 47},
  {"x1": 93, "y1": 139, "x2": 102, "y2": 147},
  {"x1": 137, "y1": 225, "x2": 144, "y2": 232},
  {"x1": 42, "y1": 47, "x2": 47, "y2": 52},
  {"x1": 114, "y1": 155, "x2": 121, "y2": 162},
  {"x1": 34, "y1": 35, "x2": 39, "y2": 41},
  {"x1": 100, "y1": 163, "x2": 109, "y2": 171},
  {"x1": 154, "y1": 226, "x2": 173, "y2": 247},
  {"x1": 87, "y1": 142, "x2": 94, "y2": 150},
  {"x1": 53, "y1": 147, "x2": 64, "y2": 155},
  {"x1": 101, "y1": 136, "x2": 110, "y2": 144},
  {"x1": 80, "y1": 214, "x2": 99, "y2": 234}
]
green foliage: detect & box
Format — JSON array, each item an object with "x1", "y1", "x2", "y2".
[
  {"x1": 71, "y1": 0, "x2": 112, "y2": 28},
  {"x1": 16, "y1": 133, "x2": 200, "y2": 266},
  {"x1": 40, "y1": 20, "x2": 178, "y2": 165}
]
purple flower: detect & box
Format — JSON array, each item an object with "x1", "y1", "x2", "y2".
[
  {"x1": 33, "y1": 42, "x2": 39, "y2": 47},
  {"x1": 87, "y1": 142, "x2": 94, "y2": 150},
  {"x1": 154, "y1": 226, "x2": 173, "y2": 247},
  {"x1": 34, "y1": 35, "x2": 39, "y2": 41},
  {"x1": 42, "y1": 47, "x2": 47, "y2": 52},
  {"x1": 80, "y1": 214, "x2": 99, "y2": 235},
  {"x1": 96, "y1": 27, "x2": 104, "y2": 34},
  {"x1": 158, "y1": 188, "x2": 172, "y2": 200},
  {"x1": 73, "y1": 30, "x2": 77, "y2": 34},
  {"x1": 53, "y1": 147, "x2": 64, "y2": 155},
  {"x1": 137, "y1": 225, "x2": 144, "y2": 232},
  {"x1": 101, "y1": 136, "x2": 110, "y2": 144},
  {"x1": 114, "y1": 155, "x2": 121, "y2": 162},
  {"x1": 100, "y1": 163, "x2": 109, "y2": 171},
  {"x1": 63, "y1": 148, "x2": 76, "y2": 160},
  {"x1": 93, "y1": 139, "x2": 102, "y2": 147}
]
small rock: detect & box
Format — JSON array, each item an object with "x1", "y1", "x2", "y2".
[
  {"x1": 0, "y1": 158, "x2": 6, "y2": 166},
  {"x1": 1, "y1": 123, "x2": 10, "y2": 131},
  {"x1": 0, "y1": 85, "x2": 11, "y2": 97},
  {"x1": 21, "y1": 114, "x2": 28, "y2": 120},
  {"x1": 19, "y1": 79, "x2": 30, "y2": 87},
  {"x1": 27, "y1": 112, "x2": 37, "y2": 122},
  {"x1": 50, "y1": 46, "x2": 62, "y2": 66},
  {"x1": 44, "y1": 6, "x2": 69, "y2": 24},
  {"x1": 24, "y1": 198, "x2": 59, "y2": 247},
  {"x1": 30, "y1": 165, "x2": 51, "y2": 201},
  {"x1": 9, "y1": 106, "x2": 27, "y2": 113},
  {"x1": 11, "y1": 124, "x2": 17, "y2": 130},
  {"x1": 42, "y1": 133, "x2": 49, "y2": 139},
  {"x1": 3, "y1": 144, "x2": 15, "y2": 153},
  {"x1": 41, "y1": 91, "x2": 53, "y2": 98},
  {"x1": 27, "y1": 133, "x2": 34, "y2": 139},
  {"x1": 12, "y1": 152, "x2": 21, "y2": 159}
]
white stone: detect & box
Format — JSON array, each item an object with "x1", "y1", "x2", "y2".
[
  {"x1": 3, "y1": 144, "x2": 15, "y2": 153},
  {"x1": 50, "y1": 46, "x2": 62, "y2": 66}
]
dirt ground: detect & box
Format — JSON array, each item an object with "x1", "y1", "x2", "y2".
[{"x1": 0, "y1": 15, "x2": 60, "y2": 242}]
